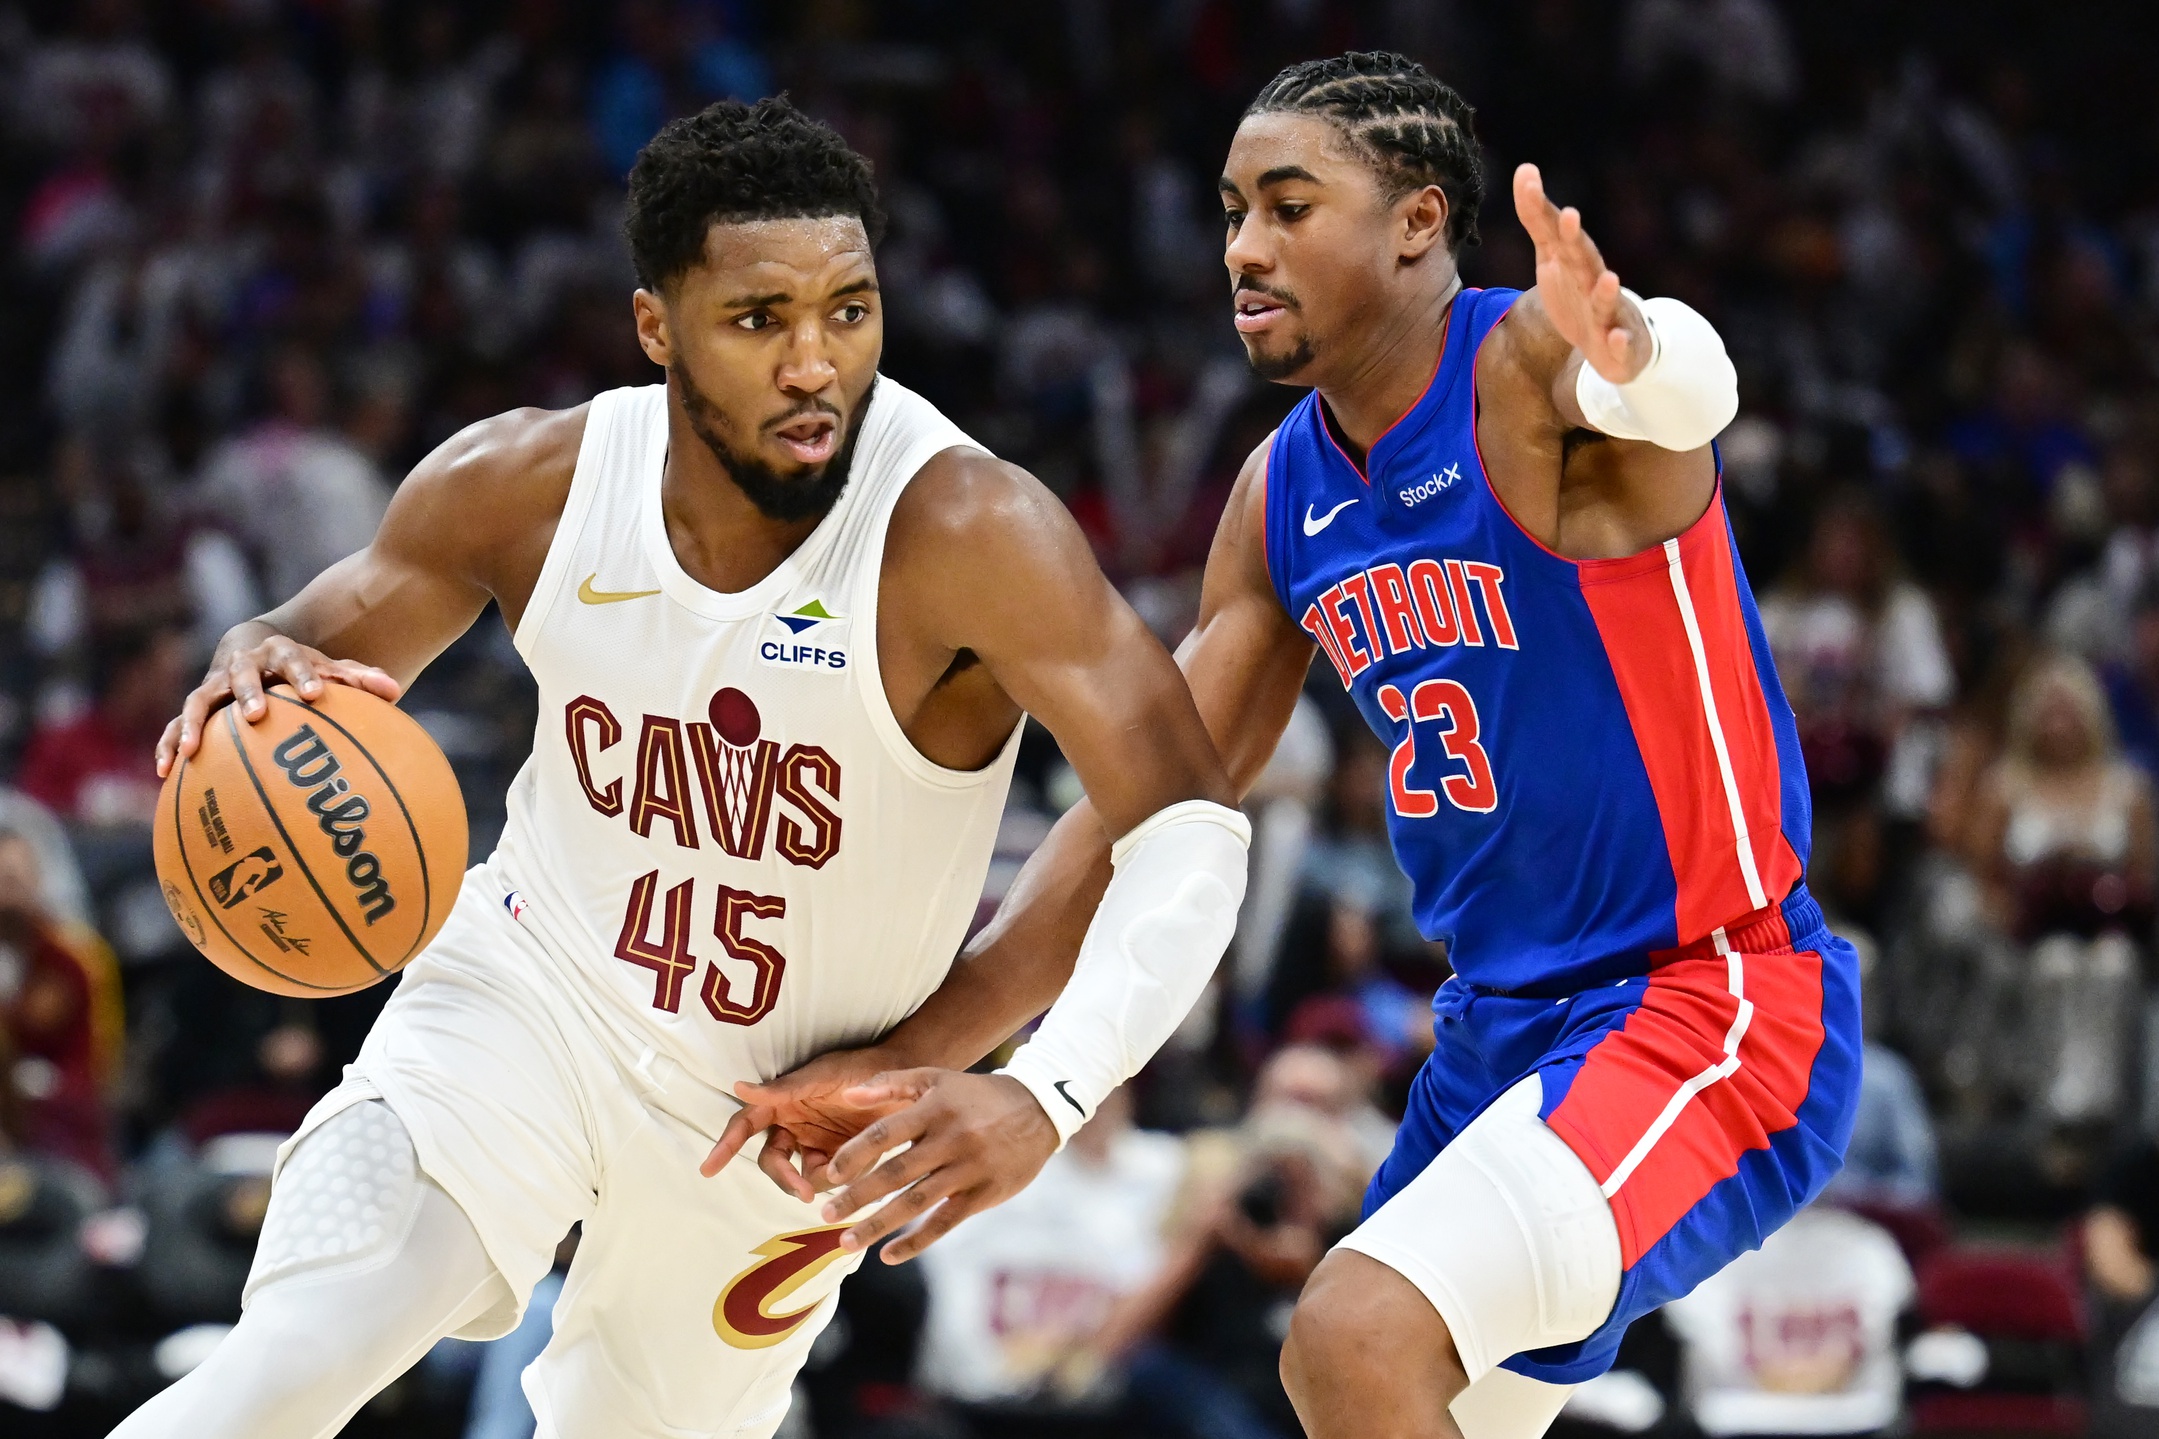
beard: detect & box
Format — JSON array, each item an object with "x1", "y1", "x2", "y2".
[
  {"x1": 672, "y1": 363, "x2": 867, "y2": 523},
  {"x1": 1245, "y1": 334, "x2": 1317, "y2": 382},
  {"x1": 1233, "y1": 277, "x2": 1315, "y2": 382}
]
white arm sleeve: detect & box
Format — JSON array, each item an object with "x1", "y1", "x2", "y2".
[
  {"x1": 1572, "y1": 292, "x2": 1738, "y2": 452},
  {"x1": 997, "y1": 798, "x2": 1251, "y2": 1146}
]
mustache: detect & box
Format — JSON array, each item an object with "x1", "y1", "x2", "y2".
[
  {"x1": 762, "y1": 400, "x2": 843, "y2": 432},
  {"x1": 1233, "y1": 277, "x2": 1300, "y2": 308}
]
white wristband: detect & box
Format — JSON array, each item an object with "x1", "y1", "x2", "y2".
[
  {"x1": 1573, "y1": 291, "x2": 1738, "y2": 452},
  {"x1": 998, "y1": 799, "x2": 1251, "y2": 1146}
]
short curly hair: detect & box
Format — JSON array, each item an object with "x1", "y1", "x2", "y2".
[
  {"x1": 1246, "y1": 52, "x2": 1484, "y2": 251},
  {"x1": 624, "y1": 96, "x2": 886, "y2": 292}
]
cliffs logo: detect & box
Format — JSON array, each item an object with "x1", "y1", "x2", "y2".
[
  {"x1": 713, "y1": 1226, "x2": 853, "y2": 1349},
  {"x1": 760, "y1": 598, "x2": 848, "y2": 671},
  {"x1": 269, "y1": 726, "x2": 397, "y2": 924}
]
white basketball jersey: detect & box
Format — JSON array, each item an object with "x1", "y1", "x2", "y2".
[{"x1": 491, "y1": 378, "x2": 1020, "y2": 1092}]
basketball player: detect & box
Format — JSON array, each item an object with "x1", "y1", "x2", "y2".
[
  {"x1": 729, "y1": 51, "x2": 1861, "y2": 1439},
  {"x1": 117, "y1": 97, "x2": 1252, "y2": 1438}
]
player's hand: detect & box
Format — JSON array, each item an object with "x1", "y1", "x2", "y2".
[
  {"x1": 1513, "y1": 162, "x2": 1650, "y2": 384},
  {"x1": 700, "y1": 1047, "x2": 905, "y2": 1202},
  {"x1": 156, "y1": 628, "x2": 401, "y2": 778},
  {"x1": 814, "y1": 1068, "x2": 1059, "y2": 1263}
]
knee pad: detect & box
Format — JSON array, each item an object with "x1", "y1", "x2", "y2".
[
  {"x1": 244, "y1": 1100, "x2": 423, "y2": 1302},
  {"x1": 1336, "y1": 1075, "x2": 1621, "y2": 1382}
]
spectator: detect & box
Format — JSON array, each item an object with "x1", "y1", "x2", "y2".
[
  {"x1": 193, "y1": 346, "x2": 393, "y2": 609},
  {"x1": 1249, "y1": 1038, "x2": 1396, "y2": 1177},
  {"x1": 0, "y1": 827, "x2": 123, "y2": 1182},
  {"x1": 1621, "y1": 0, "x2": 1797, "y2": 104},
  {"x1": 25, "y1": 439, "x2": 260, "y2": 665},
  {"x1": 0, "y1": 791, "x2": 92, "y2": 927},
  {"x1": 1966, "y1": 654, "x2": 2156, "y2": 1129},
  {"x1": 2084, "y1": 1138, "x2": 2159, "y2": 1436},
  {"x1": 15, "y1": 625, "x2": 189, "y2": 829},
  {"x1": 1264, "y1": 730, "x2": 1431, "y2": 1061},
  {"x1": 1102, "y1": 1049, "x2": 1375, "y2": 1439},
  {"x1": 168, "y1": 1023, "x2": 324, "y2": 1155},
  {"x1": 1273, "y1": 893, "x2": 1433, "y2": 1083},
  {"x1": 916, "y1": 1086, "x2": 1182, "y2": 1430},
  {"x1": 1760, "y1": 491, "x2": 1956, "y2": 815},
  {"x1": 1664, "y1": 1203, "x2": 1916, "y2": 1437},
  {"x1": 1824, "y1": 1042, "x2": 1941, "y2": 1214},
  {"x1": 588, "y1": 0, "x2": 770, "y2": 178}
]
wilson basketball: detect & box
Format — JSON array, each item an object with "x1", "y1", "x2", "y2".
[{"x1": 153, "y1": 684, "x2": 467, "y2": 997}]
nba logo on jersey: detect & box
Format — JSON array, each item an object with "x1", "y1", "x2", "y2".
[{"x1": 759, "y1": 598, "x2": 849, "y2": 671}]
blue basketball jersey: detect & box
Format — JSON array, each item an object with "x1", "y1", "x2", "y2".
[{"x1": 1262, "y1": 286, "x2": 1814, "y2": 993}]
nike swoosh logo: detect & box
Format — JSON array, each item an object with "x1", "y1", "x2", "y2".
[
  {"x1": 578, "y1": 574, "x2": 662, "y2": 605},
  {"x1": 1052, "y1": 1080, "x2": 1086, "y2": 1115},
  {"x1": 1303, "y1": 498, "x2": 1357, "y2": 536}
]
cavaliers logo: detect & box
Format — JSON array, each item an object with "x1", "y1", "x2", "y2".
[{"x1": 713, "y1": 1226, "x2": 853, "y2": 1350}]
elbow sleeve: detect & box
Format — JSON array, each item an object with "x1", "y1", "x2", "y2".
[
  {"x1": 998, "y1": 799, "x2": 1251, "y2": 1146},
  {"x1": 1573, "y1": 292, "x2": 1739, "y2": 452}
]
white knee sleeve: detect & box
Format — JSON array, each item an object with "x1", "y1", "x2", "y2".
[
  {"x1": 1449, "y1": 1364, "x2": 1578, "y2": 1439},
  {"x1": 1336, "y1": 1075, "x2": 1621, "y2": 1385},
  {"x1": 246, "y1": 1100, "x2": 422, "y2": 1300},
  {"x1": 111, "y1": 1101, "x2": 513, "y2": 1439}
]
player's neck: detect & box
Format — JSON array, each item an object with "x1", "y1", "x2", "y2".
[
  {"x1": 1315, "y1": 273, "x2": 1462, "y2": 465},
  {"x1": 659, "y1": 405, "x2": 826, "y2": 595}
]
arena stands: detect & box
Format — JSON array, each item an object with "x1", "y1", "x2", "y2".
[{"x1": 4, "y1": 2, "x2": 2158, "y2": 1434}]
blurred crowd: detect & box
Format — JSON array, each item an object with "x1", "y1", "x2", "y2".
[{"x1": 3, "y1": 0, "x2": 2159, "y2": 1435}]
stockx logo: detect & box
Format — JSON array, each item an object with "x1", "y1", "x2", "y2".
[{"x1": 773, "y1": 599, "x2": 840, "y2": 634}]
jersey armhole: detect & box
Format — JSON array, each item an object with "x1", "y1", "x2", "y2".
[
  {"x1": 511, "y1": 394, "x2": 615, "y2": 659},
  {"x1": 1258, "y1": 431, "x2": 1296, "y2": 617},
  {"x1": 848, "y1": 440, "x2": 1026, "y2": 791}
]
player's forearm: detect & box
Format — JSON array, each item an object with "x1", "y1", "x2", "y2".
[
  {"x1": 996, "y1": 798, "x2": 1249, "y2": 1145},
  {"x1": 256, "y1": 552, "x2": 488, "y2": 687},
  {"x1": 872, "y1": 799, "x2": 1115, "y2": 1072}
]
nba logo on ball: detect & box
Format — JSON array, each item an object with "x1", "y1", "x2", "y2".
[{"x1": 759, "y1": 598, "x2": 848, "y2": 671}]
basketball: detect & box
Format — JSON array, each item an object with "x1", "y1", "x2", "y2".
[{"x1": 153, "y1": 684, "x2": 467, "y2": 997}]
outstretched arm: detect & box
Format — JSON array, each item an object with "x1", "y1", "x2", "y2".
[
  {"x1": 1470, "y1": 165, "x2": 1735, "y2": 559},
  {"x1": 155, "y1": 407, "x2": 581, "y2": 776},
  {"x1": 708, "y1": 440, "x2": 1314, "y2": 1260},
  {"x1": 1510, "y1": 162, "x2": 1737, "y2": 448}
]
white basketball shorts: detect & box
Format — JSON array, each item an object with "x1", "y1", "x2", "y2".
[{"x1": 267, "y1": 866, "x2": 862, "y2": 1439}]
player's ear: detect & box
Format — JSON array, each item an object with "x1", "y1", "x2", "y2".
[
  {"x1": 1397, "y1": 184, "x2": 1449, "y2": 265},
  {"x1": 632, "y1": 288, "x2": 674, "y2": 367}
]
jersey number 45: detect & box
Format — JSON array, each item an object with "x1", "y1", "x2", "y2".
[{"x1": 612, "y1": 872, "x2": 787, "y2": 1026}]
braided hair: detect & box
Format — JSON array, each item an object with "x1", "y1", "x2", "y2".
[{"x1": 1245, "y1": 52, "x2": 1484, "y2": 250}]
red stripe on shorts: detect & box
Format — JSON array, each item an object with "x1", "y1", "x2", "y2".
[{"x1": 1545, "y1": 915, "x2": 1826, "y2": 1268}]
